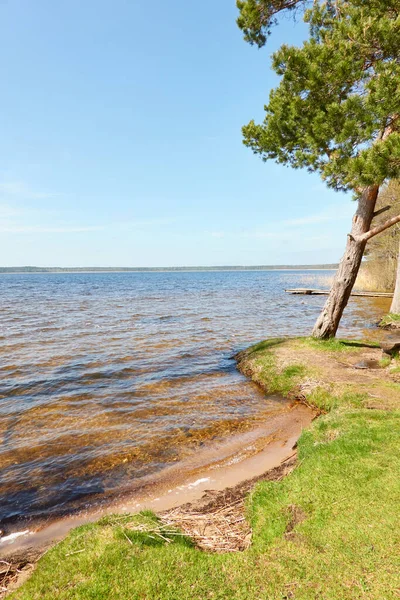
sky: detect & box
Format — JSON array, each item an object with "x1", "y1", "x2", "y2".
[{"x1": 0, "y1": 0, "x2": 356, "y2": 267}]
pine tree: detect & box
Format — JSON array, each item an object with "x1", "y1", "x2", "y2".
[
  {"x1": 237, "y1": 0, "x2": 306, "y2": 46},
  {"x1": 238, "y1": 0, "x2": 400, "y2": 337}
]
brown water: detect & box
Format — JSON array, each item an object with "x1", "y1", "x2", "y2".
[{"x1": 0, "y1": 271, "x2": 390, "y2": 528}]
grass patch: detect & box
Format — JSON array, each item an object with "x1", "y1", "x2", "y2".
[
  {"x1": 379, "y1": 356, "x2": 392, "y2": 368},
  {"x1": 382, "y1": 380, "x2": 400, "y2": 391},
  {"x1": 237, "y1": 337, "x2": 374, "y2": 412},
  {"x1": 380, "y1": 313, "x2": 400, "y2": 328},
  {"x1": 241, "y1": 348, "x2": 308, "y2": 396},
  {"x1": 307, "y1": 387, "x2": 368, "y2": 412},
  {"x1": 299, "y1": 337, "x2": 380, "y2": 352},
  {"x1": 243, "y1": 337, "x2": 287, "y2": 355}
]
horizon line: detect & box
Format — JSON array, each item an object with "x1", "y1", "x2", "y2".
[{"x1": 0, "y1": 264, "x2": 339, "y2": 273}]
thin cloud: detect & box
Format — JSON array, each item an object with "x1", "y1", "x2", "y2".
[
  {"x1": 284, "y1": 214, "x2": 334, "y2": 226},
  {"x1": 119, "y1": 218, "x2": 176, "y2": 229},
  {"x1": 218, "y1": 203, "x2": 355, "y2": 240},
  {"x1": 0, "y1": 203, "x2": 23, "y2": 218},
  {"x1": 283, "y1": 203, "x2": 355, "y2": 227},
  {"x1": 239, "y1": 230, "x2": 282, "y2": 239},
  {"x1": 0, "y1": 200, "x2": 174, "y2": 234},
  {"x1": 0, "y1": 225, "x2": 103, "y2": 233},
  {"x1": 0, "y1": 181, "x2": 57, "y2": 200},
  {"x1": 0, "y1": 200, "x2": 103, "y2": 234}
]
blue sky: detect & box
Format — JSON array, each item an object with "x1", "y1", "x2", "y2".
[{"x1": 0, "y1": 0, "x2": 355, "y2": 267}]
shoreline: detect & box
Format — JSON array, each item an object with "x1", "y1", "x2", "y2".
[
  {"x1": 0, "y1": 403, "x2": 313, "y2": 563},
  {"x1": 5, "y1": 335, "x2": 400, "y2": 599},
  {"x1": 0, "y1": 268, "x2": 338, "y2": 275}
]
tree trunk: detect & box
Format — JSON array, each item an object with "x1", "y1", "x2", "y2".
[
  {"x1": 390, "y1": 241, "x2": 400, "y2": 314},
  {"x1": 312, "y1": 185, "x2": 380, "y2": 339}
]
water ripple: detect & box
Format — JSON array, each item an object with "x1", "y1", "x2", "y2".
[{"x1": 0, "y1": 270, "x2": 390, "y2": 525}]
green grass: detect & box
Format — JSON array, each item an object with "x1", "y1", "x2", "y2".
[
  {"x1": 382, "y1": 380, "x2": 400, "y2": 391},
  {"x1": 245, "y1": 337, "x2": 287, "y2": 354},
  {"x1": 380, "y1": 313, "x2": 400, "y2": 327},
  {"x1": 239, "y1": 337, "x2": 372, "y2": 412},
  {"x1": 299, "y1": 337, "x2": 380, "y2": 352},
  {"x1": 247, "y1": 350, "x2": 308, "y2": 396},
  {"x1": 246, "y1": 337, "x2": 380, "y2": 356},
  {"x1": 379, "y1": 356, "x2": 392, "y2": 368},
  {"x1": 307, "y1": 387, "x2": 368, "y2": 412},
  {"x1": 12, "y1": 338, "x2": 400, "y2": 600},
  {"x1": 241, "y1": 338, "x2": 313, "y2": 397}
]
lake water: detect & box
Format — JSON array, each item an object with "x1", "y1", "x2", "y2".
[{"x1": 0, "y1": 271, "x2": 390, "y2": 527}]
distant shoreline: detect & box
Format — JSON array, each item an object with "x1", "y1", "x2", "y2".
[{"x1": 0, "y1": 264, "x2": 338, "y2": 274}]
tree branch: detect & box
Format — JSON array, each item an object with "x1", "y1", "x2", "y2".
[
  {"x1": 373, "y1": 205, "x2": 391, "y2": 218},
  {"x1": 355, "y1": 214, "x2": 400, "y2": 243}
]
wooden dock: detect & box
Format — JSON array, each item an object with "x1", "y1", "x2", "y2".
[{"x1": 285, "y1": 288, "x2": 392, "y2": 298}]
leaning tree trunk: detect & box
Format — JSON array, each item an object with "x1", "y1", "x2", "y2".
[
  {"x1": 390, "y1": 241, "x2": 400, "y2": 314},
  {"x1": 312, "y1": 184, "x2": 380, "y2": 339}
]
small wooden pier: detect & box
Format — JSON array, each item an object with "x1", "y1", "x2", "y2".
[{"x1": 285, "y1": 288, "x2": 392, "y2": 298}]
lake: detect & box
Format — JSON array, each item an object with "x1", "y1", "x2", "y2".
[{"x1": 0, "y1": 270, "x2": 390, "y2": 527}]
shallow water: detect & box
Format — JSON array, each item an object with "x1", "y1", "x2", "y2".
[{"x1": 0, "y1": 271, "x2": 390, "y2": 526}]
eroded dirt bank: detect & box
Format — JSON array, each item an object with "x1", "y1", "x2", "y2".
[{"x1": 236, "y1": 336, "x2": 400, "y2": 412}]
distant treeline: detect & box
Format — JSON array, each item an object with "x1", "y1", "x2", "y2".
[{"x1": 0, "y1": 265, "x2": 339, "y2": 273}]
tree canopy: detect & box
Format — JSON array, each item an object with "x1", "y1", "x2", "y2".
[
  {"x1": 236, "y1": 0, "x2": 306, "y2": 46},
  {"x1": 241, "y1": 0, "x2": 400, "y2": 195},
  {"x1": 238, "y1": 0, "x2": 400, "y2": 338}
]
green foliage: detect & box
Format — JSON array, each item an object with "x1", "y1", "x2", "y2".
[
  {"x1": 236, "y1": 0, "x2": 305, "y2": 47},
  {"x1": 241, "y1": 1, "x2": 400, "y2": 194}
]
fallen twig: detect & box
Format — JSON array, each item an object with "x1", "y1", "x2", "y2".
[{"x1": 65, "y1": 549, "x2": 85, "y2": 557}]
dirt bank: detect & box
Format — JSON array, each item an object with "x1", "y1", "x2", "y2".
[{"x1": 236, "y1": 336, "x2": 400, "y2": 412}]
